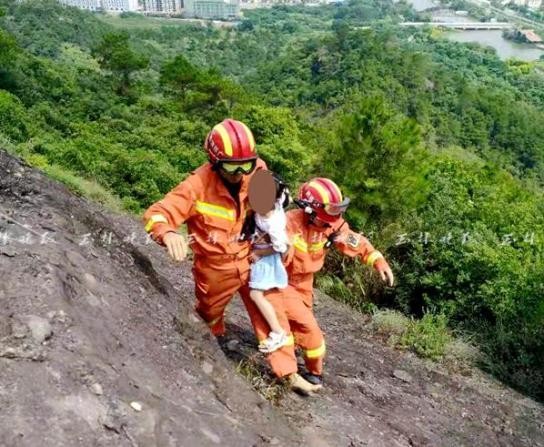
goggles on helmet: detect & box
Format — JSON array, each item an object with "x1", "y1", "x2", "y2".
[
  {"x1": 219, "y1": 160, "x2": 256, "y2": 175},
  {"x1": 294, "y1": 197, "x2": 350, "y2": 217},
  {"x1": 322, "y1": 198, "x2": 350, "y2": 216}
]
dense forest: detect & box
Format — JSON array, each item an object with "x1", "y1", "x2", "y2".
[{"x1": 1, "y1": 0, "x2": 543, "y2": 401}]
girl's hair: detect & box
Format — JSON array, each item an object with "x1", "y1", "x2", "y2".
[
  {"x1": 240, "y1": 173, "x2": 291, "y2": 241},
  {"x1": 272, "y1": 172, "x2": 291, "y2": 209}
]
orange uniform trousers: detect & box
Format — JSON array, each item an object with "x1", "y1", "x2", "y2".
[
  {"x1": 192, "y1": 255, "x2": 324, "y2": 378},
  {"x1": 257, "y1": 285, "x2": 325, "y2": 378},
  {"x1": 192, "y1": 254, "x2": 268, "y2": 337}
]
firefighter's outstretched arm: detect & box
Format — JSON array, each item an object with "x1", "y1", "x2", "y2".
[
  {"x1": 142, "y1": 177, "x2": 198, "y2": 262},
  {"x1": 333, "y1": 222, "x2": 394, "y2": 287}
]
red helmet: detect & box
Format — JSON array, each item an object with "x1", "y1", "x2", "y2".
[
  {"x1": 298, "y1": 178, "x2": 350, "y2": 223},
  {"x1": 204, "y1": 119, "x2": 257, "y2": 164}
]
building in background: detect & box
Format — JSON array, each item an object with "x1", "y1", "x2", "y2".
[
  {"x1": 58, "y1": 0, "x2": 102, "y2": 11},
  {"x1": 184, "y1": 0, "x2": 239, "y2": 19},
  {"x1": 526, "y1": 0, "x2": 543, "y2": 8},
  {"x1": 102, "y1": 0, "x2": 138, "y2": 11},
  {"x1": 58, "y1": 0, "x2": 138, "y2": 11},
  {"x1": 142, "y1": 0, "x2": 183, "y2": 13},
  {"x1": 510, "y1": 0, "x2": 543, "y2": 8}
]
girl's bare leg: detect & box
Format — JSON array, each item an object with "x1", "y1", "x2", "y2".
[{"x1": 249, "y1": 289, "x2": 284, "y2": 334}]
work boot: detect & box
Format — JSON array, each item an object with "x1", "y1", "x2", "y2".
[
  {"x1": 302, "y1": 373, "x2": 323, "y2": 386},
  {"x1": 287, "y1": 373, "x2": 322, "y2": 395}
]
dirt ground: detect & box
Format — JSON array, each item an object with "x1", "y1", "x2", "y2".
[{"x1": 1, "y1": 150, "x2": 543, "y2": 446}]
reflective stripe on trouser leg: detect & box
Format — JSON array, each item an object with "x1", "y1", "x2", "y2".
[
  {"x1": 204, "y1": 315, "x2": 225, "y2": 337},
  {"x1": 303, "y1": 341, "x2": 326, "y2": 376},
  {"x1": 304, "y1": 341, "x2": 326, "y2": 359},
  {"x1": 240, "y1": 286, "x2": 298, "y2": 378},
  {"x1": 284, "y1": 290, "x2": 326, "y2": 376}
]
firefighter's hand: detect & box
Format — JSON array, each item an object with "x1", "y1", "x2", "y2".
[
  {"x1": 163, "y1": 232, "x2": 188, "y2": 262},
  {"x1": 374, "y1": 258, "x2": 394, "y2": 287}
]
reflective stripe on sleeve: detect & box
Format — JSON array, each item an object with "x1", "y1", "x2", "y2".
[
  {"x1": 366, "y1": 250, "x2": 384, "y2": 266},
  {"x1": 145, "y1": 214, "x2": 168, "y2": 232}
]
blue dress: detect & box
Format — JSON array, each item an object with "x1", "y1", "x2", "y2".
[{"x1": 249, "y1": 252, "x2": 288, "y2": 291}]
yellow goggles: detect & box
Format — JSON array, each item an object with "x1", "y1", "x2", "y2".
[{"x1": 219, "y1": 160, "x2": 256, "y2": 175}]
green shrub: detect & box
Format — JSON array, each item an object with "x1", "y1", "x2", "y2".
[
  {"x1": 400, "y1": 313, "x2": 452, "y2": 360},
  {"x1": 0, "y1": 90, "x2": 29, "y2": 142}
]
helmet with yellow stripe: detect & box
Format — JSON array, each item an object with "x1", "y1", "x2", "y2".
[
  {"x1": 297, "y1": 178, "x2": 350, "y2": 224},
  {"x1": 205, "y1": 119, "x2": 257, "y2": 165}
]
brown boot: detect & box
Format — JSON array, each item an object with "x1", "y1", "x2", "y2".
[{"x1": 287, "y1": 373, "x2": 322, "y2": 395}]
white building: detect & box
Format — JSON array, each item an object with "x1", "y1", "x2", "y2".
[
  {"x1": 143, "y1": 0, "x2": 182, "y2": 13},
  {"x1": 101, "y1": 0, "x2": 138, "y2": 11},
  {"x1": 526, "y1": 0, "x2": 542, "y2": 8},
  {"x1": 511, "y1": 0, "x2": 542, "y2": 8},
  {"x1": 58, "y1": 0, "x2": 138, "y2": 11},
  {"x1": 184, "y1": 0, "x2": 240, "y2": 19},
  {"x1": 59, "y1": 0, "x2": 101, "y2": 11}
]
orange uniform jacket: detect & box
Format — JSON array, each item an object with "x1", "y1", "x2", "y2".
[
  {"x1": 142, "y1": 159, "x2": 268, "y2": 336},
  {"x1": 283, "y1": 208, "x2": 384, "y2": 302},
  {"x1": 143, "y1": 159, "x2": 267, "y2": 262}
]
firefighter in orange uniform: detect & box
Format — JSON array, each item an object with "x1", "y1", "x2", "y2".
[
  {"x1": 255, "y1": 178, "x2": 394, "y2": 390},
  {"x1": 143, "y1": 118, "x2": 270, "y2": 337},
  {"x1": 144, "y1": 119, "x2": 321, "y2": 392}
]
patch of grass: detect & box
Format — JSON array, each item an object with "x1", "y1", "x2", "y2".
[
  {"x1": 442, "y1": 338, "x2": 481, "y2": 375},
  {"x1": 236, "y1": 356, "x2": 289, "y2": 405},
  {"x1": 371, "y1": 309, "x2": 410, "y2": 339},
  {"x1": 370, "y1": 309, "x2": 479, "y2": 368},
  {"x1": 1, "y1": 143, "x2": 125, "y2": 214},
  {"x1": 24, "y1": 155, "x2": 125, "y2": 213},
  {"x1": 316, "y1": 274, "x2": 376, "y2": 313},
  {"x1": 44, "y1": 164, "x2": 124, "y2": 212},
  {"x1": 0, "y1": 133, "x2": 17, "y2": 154}
]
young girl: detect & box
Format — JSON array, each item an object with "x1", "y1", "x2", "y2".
[{"x1": 248, "y1": 171, "x2": 290, "y2": 353}]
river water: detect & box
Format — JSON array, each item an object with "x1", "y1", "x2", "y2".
[
  {"x1": 446, "y1": 30, "x2": 543, "y2": 61},
  {"x1": 407, "y1": 0, "x2": 543, "y2": 60}
]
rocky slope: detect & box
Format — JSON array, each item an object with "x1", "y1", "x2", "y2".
[{"x1": 1, "y1": 150, "x2": 543, "y2": 447}]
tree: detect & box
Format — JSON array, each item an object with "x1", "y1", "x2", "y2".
[
  {"x1": 92, "y1": 32, "x2": 149, "y2": 97},
  {"x1": 320, "y1": 95, "x2": 428, "y2": 227},
  {"x1": 160, "y1": 55, "x2": 201, "y2": 100},
  {"x1": 0, "y1": 90, "x2": 29, "y2": 142},
  {"x1": 0, "y1": 29, "x2": 17, "y2": 67}
]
